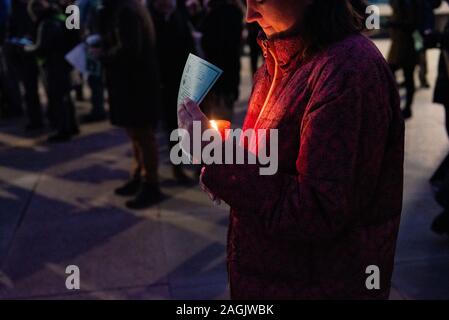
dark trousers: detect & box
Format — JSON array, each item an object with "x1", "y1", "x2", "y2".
[
  {"x1": 0, "y1": 46, "x2": 23, "y2": 117},
  {"x1": 418, "y1": 50, "x2": 428, "y2": 85},
  {"x1": 88, "y1": 74, "x2": 105, "y2": 116},
  {"x1": 126, "y1": 127, "x2": 159, "y2": 185},
  {"x1": 15, "y1": 53, "x2": 43, "y2": 126},
  {"x1": 390, "y1": 63, "x2": 416, "y2": 111},
  {"x1": 45, "y1": 66, "x2": 77, "y2": 135}
]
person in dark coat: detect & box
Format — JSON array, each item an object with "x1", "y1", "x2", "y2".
[
  {"x1": 0, "y1": 0, "x2": 24, "y2": 120},
  {"x1": 25, "y1": 0, "x2": 79, "y2": 142},
  {"x1": 179, "y1": 0, "x2": 404, "y2": 299},
  {"x1": 424, "y1": 0, "x2": 449, "y2": 236},
  {"x1": 200, "y1": 0, "x2": 243, "y2": 121},
  {"x1": 416, "y1": 0, "x2": 441, "y2": 88},
  {"x1": 6, "y1": 0, "x2": 44, "y2": 130},
  {"x1": 150, "y1": 0, "x2": 196, "y2": 184},
  {"x1": 98, "y1": 0, "x2": 162, "y2": 209},
  {"x1": 387, "y1": 0, "x2": 419, "y2": 119}
]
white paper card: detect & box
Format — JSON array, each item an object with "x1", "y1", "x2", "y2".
[
  {"x1": 65, "y1": 43, "x2": 87, "y2": 75},
  {"x1": 177, "y1": 53, "x2": 223, "y2": 108}
]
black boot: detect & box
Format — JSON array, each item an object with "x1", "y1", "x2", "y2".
[
  {"x1": 81, "y1": 112, "x2": 107, "y2": 123},
  {"x1": 431, "y1": 211, "x2": 449, "y2": 236},
  {"x1": 125, "y1": 182, "x2": 164, "y2": 210},
  {"x1": 420, "y1": 80, "x2": 430, "y2": 89},
  {"x1": 47, "y1": 132, "x2": 72, "y2": 143},
  {"x1": 115, "y1": 177, "x2": 141, "y2": 196},
  {"x1": 402, "y1": 107, "x2": 412, "y2": 120},
  {"x1": 25, "y1": 122, "x2": 44, "y2": 132}
]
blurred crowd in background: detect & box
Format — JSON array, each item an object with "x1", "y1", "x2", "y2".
[
  {"x1": 387, "y1": 0, "x2": 449, "y2": 235},
  {"x1": 0, "y1": 0, "x2": 253, "y2": 137},
  {"x1": 0, "y1": 0, "x2": 254, "y2": 209},
  {"x1": 0, "y1": 0, "x2": 449, "y2": 232}
]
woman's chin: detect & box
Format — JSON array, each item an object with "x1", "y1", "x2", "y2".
[{"x1": 262, "y1": 26, "x2": 276, "y2": 37}]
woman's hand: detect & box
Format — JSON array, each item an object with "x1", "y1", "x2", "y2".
[
  {"x1": 178, "y1": 98, "x2": 222, "y2": 205},
  {"x1": 177, "y1": 98, "x2": 210, "y2": 148}
]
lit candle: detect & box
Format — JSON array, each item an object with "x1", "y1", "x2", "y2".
[{"x1": 209, "y1": 120, "x2": 231, "y2": 140}]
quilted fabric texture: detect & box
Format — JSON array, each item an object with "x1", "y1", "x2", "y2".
[{"x1": 202, "y1": 32, "x2": 405, "y2": 299}]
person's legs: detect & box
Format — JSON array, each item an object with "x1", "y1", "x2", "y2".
[
  {"x1": 55, "y1": 89, "x2": 72, "y2": 136},
  {"x1": 22, "y1": 56, "x2": 43, "y2": 129},
  {"x1": 74, "y1": 72, "x2": 85, "y2": 101},
  {"x1": 125, "y1": 127, "x2": 162, "y2": 209},
  {"x1": 401, "y1": 64, "x2": 416, "y2": 119},
  {"x1": 132, "y1": 127, "x2": 159, "y2": 186},
  {"x1": 115, "y1": 128, "x2": 143, "y2": 196},
  {"x1": 418, "y1": 50, "x2": 429, "y2": 88},
  {"x1": 67, "y1": 93, "x2": 79, "y2": 134},
  {"x1": 46, "y1": 74, "x2": 67, "y2": 139},
  {"x1": 47, "y1": 68, "x2": 78, "y2": 142},
  {"x1": 1, "y1": 46, "x2": 23, "y2": 118},
  {"x1": 83, "y1": 74, "x2": 106, "y2": 122},
  {"x1": 129, "y1": 131, "x2": 143, "y2": 179},
  {"x1": 42, "y1": 69, "x2": 56, "y2": 129}
]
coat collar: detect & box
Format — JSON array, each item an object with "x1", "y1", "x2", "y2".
[{"x1": 257, "y1": 31, "x2": 305, "y2": 75}]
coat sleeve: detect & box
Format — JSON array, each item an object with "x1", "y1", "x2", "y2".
[{"x1": 201, "y1": 69, "x2": 364, "y2": 242}]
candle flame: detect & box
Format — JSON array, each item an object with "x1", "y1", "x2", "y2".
[{"x1": 210, "y1": 120, "x2": 219, "y2": 131}]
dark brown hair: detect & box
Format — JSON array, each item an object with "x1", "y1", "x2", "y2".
[{"x1": 300, "y1": 0, "x2": 368, "y2": 55}]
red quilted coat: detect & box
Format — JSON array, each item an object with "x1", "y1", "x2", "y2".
[{"x1": 201, "y1": 32, "x2": 404, "y2": 299}]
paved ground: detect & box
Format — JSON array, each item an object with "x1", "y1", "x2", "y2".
[{"x1": 0, "y1": 40, "x2": 448, "y2": 300}]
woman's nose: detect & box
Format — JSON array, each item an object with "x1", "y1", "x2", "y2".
[{"x1": 246, "y1": 1, "x2": 260, "y2": 23}]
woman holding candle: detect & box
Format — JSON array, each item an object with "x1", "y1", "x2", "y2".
[{"x1": 179, "y1": 0, "x2": 404, "y2": 299}]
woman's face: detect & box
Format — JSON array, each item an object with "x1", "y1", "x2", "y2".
[{"x1": 246, "y1": 0, "x2": 312, "y2": 37}]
